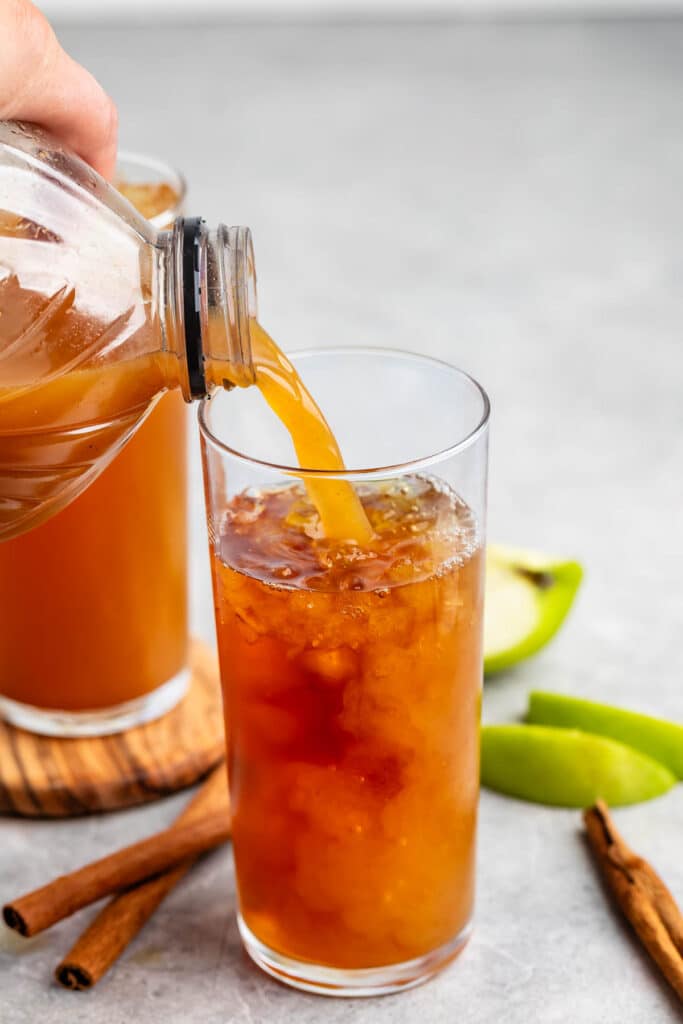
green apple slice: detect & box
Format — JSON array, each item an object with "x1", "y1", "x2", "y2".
[
  {"x1": 480, "y1": 724, "x2": 676, "y2": 807},
  {"x1": 528, "y1": 691, "x2": 683, "y2": 780},
  {"x1": 484, "y1": 545, "x2": 583, "y2": 676}
]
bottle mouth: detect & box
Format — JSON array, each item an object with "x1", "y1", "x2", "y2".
[
  {"x1": 178, "y1": 219, "x2": 257, "y2": 398},
  {"x1": 220, "y1": 224, "x2": 257, "y2": 387}
]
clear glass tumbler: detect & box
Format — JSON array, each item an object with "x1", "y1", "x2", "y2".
[
  {"x1": 200, "y1": 348, "x2": 489, "y2": 996},
  {"x1": 0, "y1": 153, "x2": 189, "y2": 737}
]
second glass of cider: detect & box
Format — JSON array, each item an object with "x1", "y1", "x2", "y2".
[
  {"x1": 200, "y1": 348, "x2": 489, "y2": 996},
  {"x1": 0, "y1": 155, "x2": 189, "y2": 736}
]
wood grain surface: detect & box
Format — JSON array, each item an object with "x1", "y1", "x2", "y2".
[{"x1": 0, "y1": 640, "x2": 225, "y2": 818}]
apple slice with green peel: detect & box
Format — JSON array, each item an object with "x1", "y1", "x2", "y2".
[
  {"x1": 480, "y1": 724, "x2": 676, "y2": 807},
  {"x1": 528, "y1": 692, "x2": 683, "y2": 780},
  {"x1": 484, "y1": 545, "x2": 583, "y2": 676}
]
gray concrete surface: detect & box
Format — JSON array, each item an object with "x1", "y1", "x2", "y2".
[{"x1": 2, "y1": 17, "x2": 683, "y2": 1023}]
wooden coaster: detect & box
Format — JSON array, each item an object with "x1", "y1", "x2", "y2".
[{"x1": 0, "y1": 640, "x2": 226, "y2": 818}]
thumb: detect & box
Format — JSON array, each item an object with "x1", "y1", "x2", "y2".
[{"x1": 0, "y1": 0, "x2": 118, "y2": 179}]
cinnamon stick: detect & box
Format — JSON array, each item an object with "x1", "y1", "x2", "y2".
[
  {"x1": 3, "y1": 806, "x2": 230, "y2": 939},
  {"x1": 584, "y1": 800, "x2": 683, "y2": 1002},
  {"x1": 56, "y1": 765, "x2": 230, "y2": 990}
]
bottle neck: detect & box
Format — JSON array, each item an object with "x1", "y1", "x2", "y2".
[{"x1": 159, "y1": 218, "x2": 257, "y2": 400}]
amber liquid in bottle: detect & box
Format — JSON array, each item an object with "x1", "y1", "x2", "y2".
[{"x1": 0, "y1": 260, "x2": 180, "y2": 537}]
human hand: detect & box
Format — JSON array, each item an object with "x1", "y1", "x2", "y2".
[{"x1": 0, "y1": 0, "x2": 117, "y2": 177}]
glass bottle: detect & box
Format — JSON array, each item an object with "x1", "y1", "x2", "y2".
[{"x1": 0, "y1": 120, "x2": 256, "y2": 541}]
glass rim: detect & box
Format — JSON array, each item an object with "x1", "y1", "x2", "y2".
[
  {"x1": 115, "y1": 149, "x2": 187, "y2": 227},
  {"x1": 198, "y1": 346, "x2": 490, "y2": 478}
]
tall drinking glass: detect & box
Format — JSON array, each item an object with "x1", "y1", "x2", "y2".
[
  {"x1": 200, "y1": 348, "x2": 489, "y2": 996},
  {"x1": 0, "y1": 154, "x2": 189, "y2": 736}
]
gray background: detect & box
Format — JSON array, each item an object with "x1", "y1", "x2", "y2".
[
  {"x1": 36, "y1": 1, "x2": 683, "y2": 22},
  {"x1": 3, "y1": 15, "x2": 683, "y2": 1024}
]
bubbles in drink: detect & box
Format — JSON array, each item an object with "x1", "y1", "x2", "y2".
[{"x1": 219, "y1": 474, "x2": 479, "y2": 593}]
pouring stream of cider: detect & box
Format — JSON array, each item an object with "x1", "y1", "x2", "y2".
[{"x1": 248, "y1": 322, "x2": 373, "y2": 545}]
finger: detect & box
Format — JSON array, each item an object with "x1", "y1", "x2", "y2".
[
  {"x1": 33, "y1": 42, "x2": 119, "y2": 180},
  {"x1": 0, "y1": 0, "x2": 118, "y2": 178}
]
